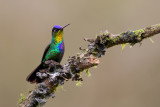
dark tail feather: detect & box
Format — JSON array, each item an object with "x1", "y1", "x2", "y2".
[{"x1": 26, "y1": 63, "x2": 43, "y2": 84}]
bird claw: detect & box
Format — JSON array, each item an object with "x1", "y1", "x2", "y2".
[{"x1": 45, "y1": 60, "x2": 63, "y2": 69}]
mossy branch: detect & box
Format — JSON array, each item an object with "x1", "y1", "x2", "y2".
[{"x1": 18, "y1": 24, "x2": 160, "y2": 107}]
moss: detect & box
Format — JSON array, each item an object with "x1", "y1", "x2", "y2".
[
  {"x1": 121, "y1": 43, "x2": 126, "y2": 51},
  {"x1": 91, "y1": 51, "x2": 98, "y2": 56},
  {"x1": 104, "y1": 35, "x2": 114, "y2": 47},
  {"x1": 52, "y1": 85, "x2": 58, "y2": 93},
  {"x1": 134, "y1": 29, "x2": 144, "y2": 37},
  {"x1": 18, "y1": 93, "x2": 26, "y2": 104},
  {"x1": 85, "y1": 69, "x2": 91, "y2": 77},
  {"x1": 156, "y1": 24, "x2": 160, "y2": 30},
  {"x1": 76, "y1": 81, "x2": 82, "y2": 86}
]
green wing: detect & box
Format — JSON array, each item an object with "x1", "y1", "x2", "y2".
[{"x1": 41, "y1": 43, "x2": 50, "y2": 63}]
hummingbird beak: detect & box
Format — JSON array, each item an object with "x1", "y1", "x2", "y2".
[{"x1": 62, "y1": 24, "x2": 70, "y2": 30}]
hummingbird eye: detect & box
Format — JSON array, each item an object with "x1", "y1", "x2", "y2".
[{"x1": 53, "y1": 28, "x2": 59, "y2": 33}]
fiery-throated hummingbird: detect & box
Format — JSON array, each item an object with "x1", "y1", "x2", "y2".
[{"x1": 26, "y1": 24, "x2": 70, "y2": 83}]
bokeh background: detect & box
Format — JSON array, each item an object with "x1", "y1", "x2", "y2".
[{"x1": 0, "y1": 0, "x2": 160, "y2": 107}]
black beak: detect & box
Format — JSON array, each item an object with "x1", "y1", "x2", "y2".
[{"x1": 62, "y1": 24, "x2": 70, "y2": 29}]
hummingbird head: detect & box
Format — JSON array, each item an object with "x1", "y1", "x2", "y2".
[
  {"x1": 52, "y1": 24, "x2": 70, "y2": 43},
  {"x1": 52, "y1": 24, "x2": 70, "y2": 35}
]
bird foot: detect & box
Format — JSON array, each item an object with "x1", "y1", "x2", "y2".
[{"x1": 45, "y1": 60, "x2": 63, "y2": 69}]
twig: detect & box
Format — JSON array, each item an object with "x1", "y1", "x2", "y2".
[{"x1": 18, "y1": 24, "x2": 160, "y2": 107}]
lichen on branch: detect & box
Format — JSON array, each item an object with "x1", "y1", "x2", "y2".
[{"x1": 19, "y1": 24, "x2": 160, "y2": 107}]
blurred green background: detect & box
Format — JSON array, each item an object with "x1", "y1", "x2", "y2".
[{"x1": 0, "y1": 0, "x2": 160, "y2": 107}]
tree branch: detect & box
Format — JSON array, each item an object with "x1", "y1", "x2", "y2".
[{"x1": 18, "y1": 24, "x2": 160, "y2": 107}]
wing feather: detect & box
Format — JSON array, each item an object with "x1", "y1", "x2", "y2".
[{"x1": 41, "y1": 43, "x2": 50, "y2": 62}]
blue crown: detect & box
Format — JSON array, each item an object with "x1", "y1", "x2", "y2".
[{"x1": 53, "y1": 25, "x2": 62, "y2": 29}]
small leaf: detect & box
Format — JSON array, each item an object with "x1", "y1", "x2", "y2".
[
  {"x1": 18, "y1": 93, "x2": 26, "y2": 104},
  {"x1": 149, "y1": 37, "x2": 154, "y2": 43},
  {"x1": 93, "y1": 66, "x2": 97, "y2": 68},
  {"x1": 76, "y1": 81, "x2": 82, "y2": 86},
  {"x1": 86, "y1": 69, "x2": 91, "y2": 77},
  {"x1": 121, "y1": 43, "x2": 126, "y2": 51}
]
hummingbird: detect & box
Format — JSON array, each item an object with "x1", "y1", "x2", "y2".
[{"x1": 26, "y1": 24, "x2": 70, "y2": 84}]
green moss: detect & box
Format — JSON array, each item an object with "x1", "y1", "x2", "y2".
[
  {"x1": 86, "y1": 69, "x2": 91, "y2": 77},
  {"x1": 156, "y1": 24, "x2": 160, "y2": 29},
  {"x1": 52, "y1": 85, "x2": 58, "y2": 93},
  {"x1": 18, "y1": 93, "x2": 26, "y2": 104},
  {"x1": 121, "y1": 43, "x2": 126, "y2": 51},
  {"x1": 76, "y1": 81, "x2": 82, "y2": 86},
  {"x1": 134, "y1": 29, "x2": 144, "y2": 37},
  {"x1": 92, "y1": 51, "x2": 98, "y2": 56}
]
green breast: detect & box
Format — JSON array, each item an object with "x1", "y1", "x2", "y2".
[
  {"x1": 44, "y1": 47, "x2": 60, "y2": 61},
  {"x1": 42, "y1": 41, "x2": 64, "y2": 63}
]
